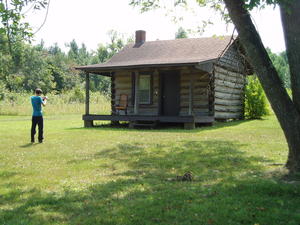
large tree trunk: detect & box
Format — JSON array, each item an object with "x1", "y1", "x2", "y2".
[
  {"x1": 279, "y1": 0, "x2": 300, "y2": 172},
  {"x1": 280, "y1": 1, "x2": 300, "y2": 114},
  {"x1": 223, "y1": 0, "x2": 300, "y2": 173}
]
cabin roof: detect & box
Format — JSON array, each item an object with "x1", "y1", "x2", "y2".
[{"x1": 76, "y1": 36, "x2": 236, "y2": 74}]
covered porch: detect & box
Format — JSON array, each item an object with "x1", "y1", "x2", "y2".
[{"x1": 82, "y1": 68, "x2": 215, "y2": 129}]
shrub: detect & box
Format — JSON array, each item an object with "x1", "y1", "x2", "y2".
[
  {"x1": 244, "y1": 76, "x2": 269, "y2": 119},
  {"x1": 0, "y1": 81, "x2": 8, "y2": 100},
  {"x1": 69, "y1": 87, "x2": 85, "y2": 103}
]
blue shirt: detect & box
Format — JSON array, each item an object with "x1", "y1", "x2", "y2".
[{"x1": 31, "y1": 96, "x2": 43, "y2": 116}]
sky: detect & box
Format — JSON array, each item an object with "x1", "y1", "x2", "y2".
[{"x1": 25, "y1": 0, "x2": 285, "y2": 53}]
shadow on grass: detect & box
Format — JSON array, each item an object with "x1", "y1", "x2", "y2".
[
  {"x1": 0, "y1": 171, "x2": 18, "y2": 179},
  {"x1": 1, "y1": 140, "x2": 300, "y2": 225},
  {"x1": 19, "y1": 143, "x2": 35, "y2": 148},
  {"x1": 66, "y1": 119, "x2": 253, "y2": 133}
]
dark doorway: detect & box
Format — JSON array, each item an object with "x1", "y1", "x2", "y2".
[{"x1": 160, "y1": 71, "x2": 180, "y2": 116}]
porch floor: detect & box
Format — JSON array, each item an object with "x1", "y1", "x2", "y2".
[{"x1": 82, "y1": 114, "x2": 214, "y2": 123}]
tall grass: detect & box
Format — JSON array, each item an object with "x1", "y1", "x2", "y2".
[{"x1": 0, "y1": 90, "x2": 111, "y2": 116}]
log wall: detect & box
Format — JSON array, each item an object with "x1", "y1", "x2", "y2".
[
  {"x1": 137, "y1": 70, "x2": 159, "y2": 115},
  {"x1": 113, "y1": 70, "x2": 159, "y2": 116},
  {"x1": 179, "y1": 68, "x2": 210, "y2": 116},
  {"x1": 217, "y1": 42, "x2": 246, "y2": 74},
  {"x1": 213, "y1": 41, "x2": 248, "y2": 120},
  {"x1": 214, "y1": 65, "x2": 246, "y2": 120},
  {"x1": 114, "y1": 71, "x2": 133, "y2": 113},
  {"x1": 113, "y1": 68, "x2": 211, "y2": 117}
]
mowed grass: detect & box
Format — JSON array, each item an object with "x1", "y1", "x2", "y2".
[{"x1": 0, "y1": 115, "x2": 300, "y2": 225}]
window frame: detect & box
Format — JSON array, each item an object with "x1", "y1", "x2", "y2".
[{"x1": 138, "y1": 72, "x2": 153, "y2": 105}]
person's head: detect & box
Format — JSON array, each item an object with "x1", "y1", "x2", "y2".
[{"x1": 35, "y1": 88, "x2": 43, "y2": 96}]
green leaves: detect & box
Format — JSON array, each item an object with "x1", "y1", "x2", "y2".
[
  {"x1": 0, "y1": 0, "x2": 48, "y2": 60},
  {"x1": 129, "y1": 0, "x2": 161, "y2": 12},
  {"x1": 130, "y1": 0, "x2": 189, "y2": 12},
  {"x1": 267, "y1": 48, "x2": 290, "y2": 88},
  {"x1": 243, "y1": 0, "x2": 292, "y2": 10},
  {"x1": 244, "y1": 76, "x2": 269, "y2": 119},
  {"x1": 175, "y1": 27, "x2": 188, "y2": 39}
]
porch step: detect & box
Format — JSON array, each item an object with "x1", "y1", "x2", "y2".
[{"x1": 129, "y1": 121, "x2": 158, "y2": 129}]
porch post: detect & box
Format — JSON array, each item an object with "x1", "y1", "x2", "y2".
[
  {"x1": 209, "y1": 71, "x2": 215, "y2": 116},
  {"x1": 185, "y1": 71, "x2": 195, "y2": 129},
  {"x1": 111, "y1": 72, "x2": 116, "y2": 115},
  {"x1": 134, "y1": 71, "x2": 139, "y2": 114},
  {"x1": 85, "y1": 72, "x2": 90, "y2": 115},
  {"x1": 84, "y1": 72, "x2": 93, "y2": 127},
  {"x1": 188, "y1": 72, "x2": 194, "y2": 115},
  {"x1": 156, "y1": 69, "x2": 162, "y2": 116},
  {"x1": 110, "y1": 72, "x2": 119, "y2": 125}
]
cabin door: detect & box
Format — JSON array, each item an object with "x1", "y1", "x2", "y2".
[{"x1": 160, "y1": 71, "x2": 180, "y2": 116}]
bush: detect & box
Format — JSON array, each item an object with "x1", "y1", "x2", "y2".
[
  {"x1": 0, "y1": 81, "x2": 8, "y2": 100},
  {"x1": 244, "y1": 76, "x2": 269, "y2": 119},
  {"x1": 69, "y1": 87, "x2": 85, "y2": 103}
]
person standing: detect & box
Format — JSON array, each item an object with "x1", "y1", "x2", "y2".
[{"x1": 31, "y1": 88, "x2": 47, "y2": 143}]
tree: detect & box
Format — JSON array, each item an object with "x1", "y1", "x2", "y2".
[
  {"x1": 244, "y1": 76, "x2": 269, "y2": 119},
  {"x1": 0, "y1": 0, "x2": 50, "y2": 92},
  {"x1": 0, "y1": 0, "x2": 48, "y2": 62},
  {"x1": 175, "y1": 27, "x2": 188, "y2": 39},
  {"x1": 22, "y1": 44, "x2": 55, "y2": 93},
  {"x1": 130, "y1": 0, "x2": 300, "y2": 174},
  {"x1": 46, "y1": 44, "x2": 81, "y2": 92},
  {"x1": 66, "y1": 39, "x2": 80, "y2": 63},
  {"x1": 90, "y1": 30, "x2": 130, "y2": 93},
  {"x1": 267, "y1": 48, "x2": 290, "y2": 88},
  {"x1": 1, "y1": 6, "x2": 128, "y2": 94},
  {"x1": 223, "y1": 0, "x2": 300, "y2": 174}
]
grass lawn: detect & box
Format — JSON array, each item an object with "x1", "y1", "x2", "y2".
[{"x1": 0, "y1": 114, "x2": 299, "y2": 225}]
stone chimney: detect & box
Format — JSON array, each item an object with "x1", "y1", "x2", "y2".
[{"x1": 135, "y1": 30, "x2": 146, "y2": 46}]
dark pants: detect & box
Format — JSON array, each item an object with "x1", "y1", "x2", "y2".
[{"x1": 31, "y1": 116, "x2": 43, "y2": 142}]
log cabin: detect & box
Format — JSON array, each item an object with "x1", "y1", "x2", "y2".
[{"x1": 76, "y1": 30, "x2": 252, "y2": 129}]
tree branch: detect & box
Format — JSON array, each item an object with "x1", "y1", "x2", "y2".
[{"x1": 4, "y1": 0, "x2": 13, "y2": 57}]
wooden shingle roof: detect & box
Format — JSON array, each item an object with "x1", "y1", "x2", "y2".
[{"x1": 76, "y1": 36, "x2": 235, "y2": 74}]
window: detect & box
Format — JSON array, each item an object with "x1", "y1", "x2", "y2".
[{"x1": 139, "y1": 74, "x2": 151, "y2": 104}]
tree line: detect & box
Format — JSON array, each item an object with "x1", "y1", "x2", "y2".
[
  {"x1": 0, "y1": 30, "x2": 131, "y2": 94},
  {"x1": 0, "y1": 28, "x2": 290, "y2": 96}
]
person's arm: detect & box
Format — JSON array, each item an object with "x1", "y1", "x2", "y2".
[
  {"x1": 42, "y1": 99, "x2": 47, "y2": 106},
  {"x1": 41, "y1": 96, "x2": 47, "y2": 106}
]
